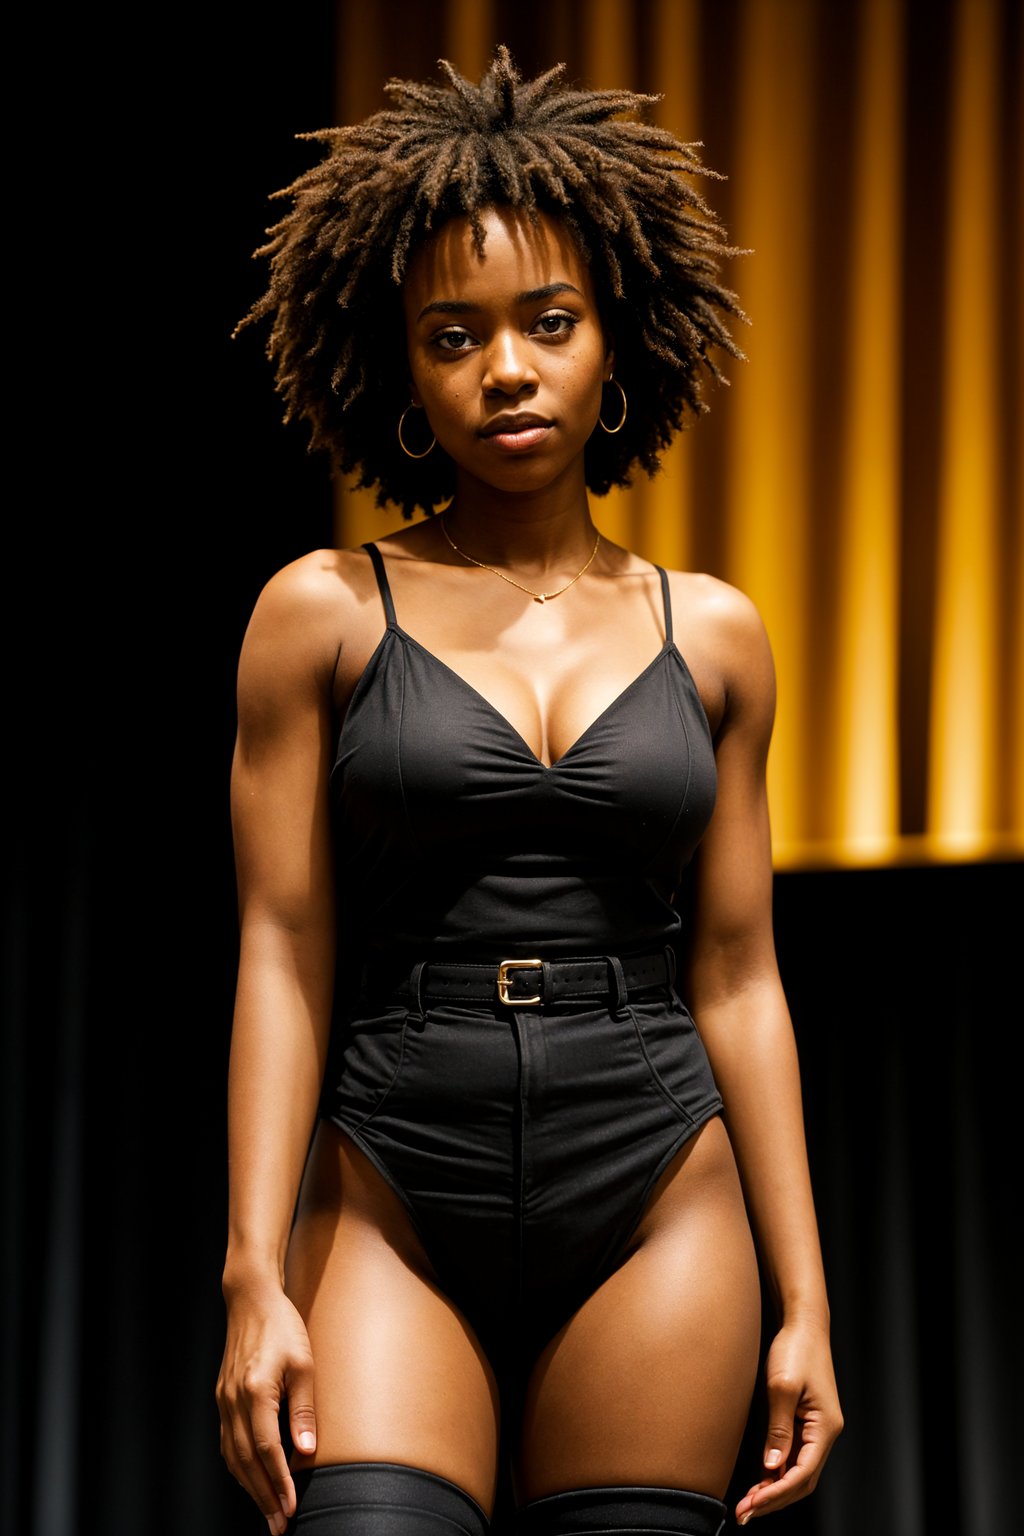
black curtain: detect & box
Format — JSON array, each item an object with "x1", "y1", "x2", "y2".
[
  {"x1": 8, "y1": 10, "x2": 336, "y2": 1535},
  {"x1": 8, "y1": 10, "x2": 1020, "y2": 1535},
  {"x1": 771, "y1": 861, "x2": 1022, "y2": 1536}
]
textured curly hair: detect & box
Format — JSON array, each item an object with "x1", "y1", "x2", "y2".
[{"x1": 235, "y1": 45, "x2": 748, "y2": 518}]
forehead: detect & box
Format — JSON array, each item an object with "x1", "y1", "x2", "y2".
[{"x1": 402, "y1": 206, "x2": 595, "y2": 316}]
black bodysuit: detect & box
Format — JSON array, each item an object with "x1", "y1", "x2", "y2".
[{"x1": 324, "y1": 542, "x2": 724, "y2": 1376}]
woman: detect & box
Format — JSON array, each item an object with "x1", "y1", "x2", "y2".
[{"x1": 216, "y1": 48, "x2": 842, "y2": 1536}]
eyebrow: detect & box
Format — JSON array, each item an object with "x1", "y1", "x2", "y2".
[{"x1": 415, "y1": 282, "x2": 585, "y2": 323}]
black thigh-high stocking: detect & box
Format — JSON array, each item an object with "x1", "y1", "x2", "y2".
[
  {"x1": 514, "y1": 1486, "x2": 727, "y2": 1536},
  {"x1": 289, "y1": 1462, "x2": 490, "y2": 1534}
]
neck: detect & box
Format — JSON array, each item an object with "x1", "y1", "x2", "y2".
[{"x1": 442, "y1": 470, "x2": 597, "y2": 573}]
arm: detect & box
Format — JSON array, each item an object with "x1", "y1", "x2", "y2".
[
  {"x1": 215, "y1": 556, "x2": 340, "y2": 1536},
  {"x1": 682, "y1": 588, "x2": 843, "y2": 1524}
]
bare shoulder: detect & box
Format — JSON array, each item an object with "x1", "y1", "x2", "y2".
[
  {"x1": 665, "y1": 568, "x2": 764, "y2": 640},
  {"x1": 668, "y1": 569, "x2": 772, "y2": 665},
  {"x1": 237, "y1": 543, "x2": 393, "y2": 709},
  {"x1": 245, "y1": 546, "x2": 377, "y2": 631},
  {"x1": 660, "y1": 569, "x2": 776, "y2": 741},
  {"x1": 242, "y1": 543, "x2": 384, "y2": 661}
]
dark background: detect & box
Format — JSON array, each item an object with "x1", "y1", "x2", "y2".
[{"x1": 7, "y1": 8, "x2": 1020, "y2": 1535}]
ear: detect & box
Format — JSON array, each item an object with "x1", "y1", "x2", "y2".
[{"x1": 603, "y1": 342, "x2": 615, "y2": 382}]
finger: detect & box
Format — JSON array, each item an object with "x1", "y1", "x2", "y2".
[
  {"x1": 287, "y1": 1354, "x2": 318, "y2": 1464},
  {"x1": 761, "y1": 1374, "x2": 801, "y2": 1474},
  {"x1": 737, "y1": 1467, "x2": 814, "y2": 1523},
  {"x1": 735, "y1": 1433, "x2": 833, "y2": 1522},
  {"x1": 226, "y1": 1406, "x2": 292, "y2": 1536},
  {"x1": 250, "y1": 1392, "x2": 298, "y2": 1522}
]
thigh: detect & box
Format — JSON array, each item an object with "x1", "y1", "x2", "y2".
[
  {"x1": 285, "y1": 1121, "x2": 501, "y2": 1514},
  {"x1": 515, "y1": 1116, "x2": 761, "y2": 1502}
]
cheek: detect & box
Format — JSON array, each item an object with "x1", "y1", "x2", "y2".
[
  {"x1": 411, "y1": 362, "x2": 458, "y2": 417},
  {"x1": 430, "y1": 383, "x2": 466, "y2": 422},
  {"x1": 418, "y1": 381, "x2": 472, "y2": 455},
  {"x1": 561, "y1": 357, "x2": 605, "y2": 416}
]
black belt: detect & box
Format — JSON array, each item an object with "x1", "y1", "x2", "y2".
[{"x1": 387, "y1": 949, "x2": 676, "y2": 1010}]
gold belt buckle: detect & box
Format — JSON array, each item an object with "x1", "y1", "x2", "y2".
[{"x1": 497, "y1": 958, "x2": 543, "y2": 1006}]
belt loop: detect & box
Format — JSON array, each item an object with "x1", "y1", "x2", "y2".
[
  {"x1": 663, "y1": 943, "x2": 677, "y2": 991},
  {"x1": 409, "y1": 960, "x2": 427, "y2": 1022},
  {"x1": 606, "y1": 954, "x2": 629, "y2": 1018}
]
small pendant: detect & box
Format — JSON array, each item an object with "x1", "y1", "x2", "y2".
[{"x1": 536, "y1": 593, "x2": 546, "y2": 603}]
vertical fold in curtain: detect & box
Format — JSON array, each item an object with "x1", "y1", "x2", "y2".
[
  {"x1": 829, "y1": 0, "x2": 903, "y2": 857},
  {"x1": 725, "y1": 0, "x2": 814, "y2": 849},
  {"x1": 928, "y1": 0, "x2": 1001, "y2": 853}
]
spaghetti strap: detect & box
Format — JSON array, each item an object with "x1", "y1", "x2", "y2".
[
  {"x1": 655, "y1": 564, "x2": 674, "y2": 645},
  {"x1": 362, "y1": 541, "x2": 397, "y2": 628}
]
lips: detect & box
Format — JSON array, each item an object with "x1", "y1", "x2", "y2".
[
  {"x1": 480, "y1": 412, "x2": 552, "y2": 438},
  {"x1": 479, "y1": 412, "x2": 554, "y2": 451}
]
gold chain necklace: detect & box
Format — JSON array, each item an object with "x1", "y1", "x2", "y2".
[{"x1": 439, "y1": 514, "x2": 601, "y2": 603}]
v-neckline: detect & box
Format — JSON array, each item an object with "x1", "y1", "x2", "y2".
[{"x1": 394, "y1": 623, "x2": 675, "y2": 771}]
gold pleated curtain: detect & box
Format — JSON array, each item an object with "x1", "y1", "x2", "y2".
[{"x1": 331, "y1": 0, "x2": 1023, "y2": 870}]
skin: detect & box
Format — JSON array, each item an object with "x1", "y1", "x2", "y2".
[{"x1": 215, "y1": 206, "x2": 843, "y2": 1534}]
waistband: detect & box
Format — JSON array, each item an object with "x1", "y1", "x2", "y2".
[{"x1": 372, "y1": 948, "x2": 677, "y2": 1012}]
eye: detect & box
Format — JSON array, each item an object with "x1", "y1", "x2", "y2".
[
  {"x1": 532, "y1": 310, "x2": 578, "y2": 339},
  {"x1": 433, "y1": 327, "x2": 478, "y2": 353}
]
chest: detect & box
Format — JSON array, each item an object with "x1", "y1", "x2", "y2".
[{"x1": 332, "y1": 628, "x2": 717, "y2": 876}]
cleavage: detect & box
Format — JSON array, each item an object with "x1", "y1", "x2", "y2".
[
  {"x1": 401, "y1": 624, "x2": 667, "y2": 769},
  {"x1": 378, "y1": 552, "x2": 670, "y2": 768}
]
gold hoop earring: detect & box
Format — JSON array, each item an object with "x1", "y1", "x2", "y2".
[
  {"x1": 398, "y1": 403, "x2": 436, "y2": 459},
  {"x1": 599, "y1": 378, "x2": 628, "y2": 435}
]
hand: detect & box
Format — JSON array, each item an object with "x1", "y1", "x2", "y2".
[
  {"x1": 734, "y1": 1316, "x2": 843, "y2": 1525},
  {"x1": 216, "y1": 1279, "x2": 317, "y2": 1535}
]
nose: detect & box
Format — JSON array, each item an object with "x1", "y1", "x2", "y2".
[{"x1": 481, "y1": 328, "x2": 539, "y2": 396}]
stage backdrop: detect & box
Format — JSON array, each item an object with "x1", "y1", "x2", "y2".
[
  {"x1": 332, "y1": 0, "x2": 1023, "y2": 872},
  {"x1": 5, "y1": 5, "x2": 1020, "y2": 1536}
]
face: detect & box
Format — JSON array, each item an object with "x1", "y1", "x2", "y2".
[{"x1": 402, "y1": 206, "x2": 613, "y2": 497}]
